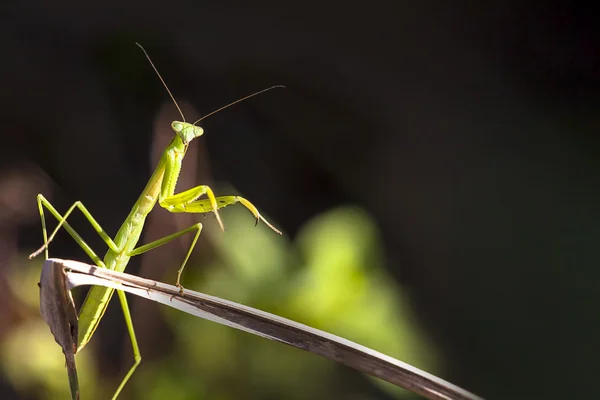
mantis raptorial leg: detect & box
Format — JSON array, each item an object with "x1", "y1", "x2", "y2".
[{"x1": 30, "y1": 43, "x2": 283, "y2": 399}]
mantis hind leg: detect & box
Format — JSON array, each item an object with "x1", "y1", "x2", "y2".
[
  {"x1": 111, "y1": 289, "x2": 141, "y2": 400},
  {"x1": 30, "y1": 194, "x2": 115, "y2": 267}
]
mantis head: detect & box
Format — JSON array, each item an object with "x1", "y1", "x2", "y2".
[{"x1": 171, "y1": 121, "x2": 204, "y2": 145}]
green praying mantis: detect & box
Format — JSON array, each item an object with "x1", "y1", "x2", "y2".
[{"x1": 29, "y1": 43, "x2": 283, "y2": 399}]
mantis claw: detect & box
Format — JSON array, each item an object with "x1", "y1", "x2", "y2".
[
  {"x1": 237, "y1": 197, "x2": 282, "y2": 235},
  {"x1": 214, "y1": 209, "x2": 225, "y2": 232}
]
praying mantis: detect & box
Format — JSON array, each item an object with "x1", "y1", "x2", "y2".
[{"x1": 30, "y1": 43, "x2": 283, "y2": 399}]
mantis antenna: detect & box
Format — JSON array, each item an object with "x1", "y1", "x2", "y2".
[
  {"x1": 193, "y1": 85, "x2": 286, "y2": 125},
  {"x1": 135, "y1": 42, "x2": 284, "y2": 125},
  {"x1": 135, "y1": 42, "x2": 186, "y2": 122}
]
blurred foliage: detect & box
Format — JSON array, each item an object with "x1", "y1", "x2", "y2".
[
  {"x1": 3, "y1": 205, "x2": 439, "y2": 399},
  {"x1": 3, "y1": 259, "x2": 97, "y2": 399}
]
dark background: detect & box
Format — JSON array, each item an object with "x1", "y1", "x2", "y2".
[{"x1": 1, "y1": 1, "x2": 599, "y2": 399}]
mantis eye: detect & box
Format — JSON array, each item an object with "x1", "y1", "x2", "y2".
[
  {"x1": 171, "y1": 122, "x2": 184, "y2": 133},
  {"x1": 192, "y1": 125, "x2": 204, "y2": 138}
]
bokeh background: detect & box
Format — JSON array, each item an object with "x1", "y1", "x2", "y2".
[{"x1": 1, "y1": 1, "x2": 599, "y2": 399}]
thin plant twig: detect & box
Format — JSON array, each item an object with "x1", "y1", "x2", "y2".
[{"x1": 40, "y1": 258, "x2": 484, "y2": 400}]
